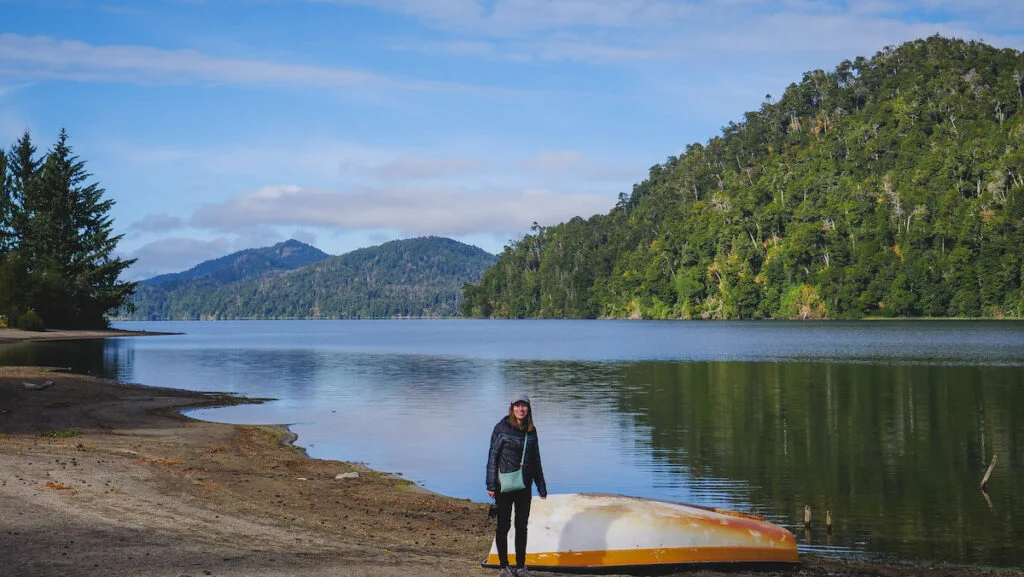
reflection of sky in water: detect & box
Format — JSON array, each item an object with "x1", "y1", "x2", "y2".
[
  {"x1": 76, "y1": 319, "x2": 1024, "y2": 567},
  {"x1": 184, "y1": 353, "x2": 727, "y2": 509}
]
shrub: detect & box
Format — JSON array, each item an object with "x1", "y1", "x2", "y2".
[
  {"x1": 40, "y1": 430, "x2": 77, "y2": 438},
  {"x1": 15, "y1": 309, "x2": 45, "y2": 331}
]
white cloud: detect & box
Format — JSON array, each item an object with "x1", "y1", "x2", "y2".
[
  {"x1": 104, "y1": 139, "x2": 395, "y2": 184},
  {"x1": 333, "y1": 0, "x2": 1024, "y2": 65},
  {"x1": 327, "y1": 0, "x2": 693, "y2": 34},
  {"x1": 123, "y1": 237, "x2": 233, "y2": 280},
  {"x1": 517, "y1": 149, "x2": 642, "y2": 181},
  {"x1": 0, "y1": 34, "x2": 462, "y2": 91},
  {"x1": 0, "y1": 83, "x2": 32, "y2": 98},
  {"x1": 190, "y1": 184, "x2": 613, "y2": 236},
  {"x1": 357, "y1": 154, "x2": 488, "y2": 180},
  {"x1": 290, "y1": 229, "x2": 320, "y2": 247},
  {"x1": 128, "y1": 213, "x2": 185, "y2": 233},
  {"x1": 704, "y1": 13, "x2": 980, "y2": 54},
  {"x1": 104, "y1": 138, "x2": 641, "y2": 189},
  {"x1": 519, "y1": 150, "x2": 582, "y2": 171}
]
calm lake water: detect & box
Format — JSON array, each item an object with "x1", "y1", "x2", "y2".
[{"x1": 3, "y1": 320, "x2": 1023, "y2": 569}]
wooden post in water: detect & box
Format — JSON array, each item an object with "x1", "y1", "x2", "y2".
[
  {"x1": 825, "y1": 510, "x2": 832, "y2": 534},
  {"x1": 980, "y1": 455, "x2": 998, "y2": 490},
  {"x1": 803, "y1": 505, "x2": 811, "y2": 527}
]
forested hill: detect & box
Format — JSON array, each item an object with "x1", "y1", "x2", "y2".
[
  {"x1": 127, "y1": 237, "x2": 496, "y2": 320},
  {"x1": 142, "y1": 239, "x2": 330, "y2": 287},
  {"x1": 463, "y1": 36, "x2": 1024, "y2": 320}
]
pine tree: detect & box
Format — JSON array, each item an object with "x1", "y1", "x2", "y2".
[
  {"x1": 28, "y1": 129, "x2": 137, "y2": 328},
  {"x1": 0, "y1": 133, "x2": 41, "y2": 323},
  {"x1": 7, "y1": 131, "x2": 41, "y2": 252},
  {"x1": 0, "y1": 148, "x2": 12, "y2": 254}
]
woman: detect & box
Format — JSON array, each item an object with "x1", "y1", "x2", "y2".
[{"x1": 486, "y1": 393, "x2": 547, "y2": 577}]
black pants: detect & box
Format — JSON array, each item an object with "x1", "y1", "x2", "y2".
[{"x1": 494, "y1": 488, "x2": 532, "y2": 567}]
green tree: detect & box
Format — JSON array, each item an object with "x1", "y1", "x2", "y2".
[
  {"x1": 0, "y1": 148, "x2": 12, "y2": 254},
  {"x1": 7, "y1": 130, "x2": 137, "y2": 328},
  {"x1": 7, "y1": 131, "x2": 42, "y2": 252}
]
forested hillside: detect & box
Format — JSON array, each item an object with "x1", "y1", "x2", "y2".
[
  {"x1": 463, "y1": 36, "x2": 1024, "y2": 319},
  {"x1": 129, "y1": 239, "x2": 330, "y2": 319},
  {"x1": 128, "y1": 236, "x2": 495, "y2": 319},
  {"x1": 141, "y1": 239, "x2": 329, "y2": 288}
]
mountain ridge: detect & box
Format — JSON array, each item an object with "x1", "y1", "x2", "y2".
[
  {"x1": 141, "y1": 239, "x2": 331, "y2": 288},
  {"x1": 128, "y1": 237, "x2": 496, "y2": 320}
]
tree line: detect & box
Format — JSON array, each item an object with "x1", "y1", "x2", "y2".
[
  {"x1": 463, "y1": 36, "x2": 1024, "y2": 319},
  {"x1": 0, "y1": 130, "x2": 135, "y2": 329},
  {"x1": 127, "y1": 237, "x2": 495, "y2": 320}
]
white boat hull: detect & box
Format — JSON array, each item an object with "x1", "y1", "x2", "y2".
[{"x1": 483, "y1": 493, "x2": 798, "y2": 569}]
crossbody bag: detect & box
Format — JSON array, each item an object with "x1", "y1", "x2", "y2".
[{"x1": 498, "y1": 430, "x2": 528, "y2": 493}]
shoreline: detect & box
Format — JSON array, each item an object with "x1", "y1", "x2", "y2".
[
  {"x1": 1, "y1": 366, "x2": 493, "y2": 577},
  {"x1": 0, "y1": 326, "x2": 181, "y2": 345},
  {"x1": 1, "y1": 334, "x2": 1020, "y2": 575}
]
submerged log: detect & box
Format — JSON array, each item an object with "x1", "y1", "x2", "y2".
[{"x1": 980, "y1": 455, "x2": 998, "y2": 490}]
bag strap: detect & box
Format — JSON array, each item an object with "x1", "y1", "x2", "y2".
[{"x1": 518, "y1": 430, "x2": 528, "y2": 467}]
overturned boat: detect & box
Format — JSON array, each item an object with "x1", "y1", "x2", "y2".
[{"x1": 483, "y1": 493, "x2": 798, "y2": 571}]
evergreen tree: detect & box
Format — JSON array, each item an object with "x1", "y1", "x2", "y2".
[
  {"x1": 0, "y1": 129, "x2": 136, "y2": 329},
  {"x1": 0, "y1": 133, "x2": 41, "y2": 323},
  {"x1": 7, "y1": 131, "x2": 41, "y2": 252},
  {"x1": 0, "y1": 148, "x2": 11, "y2": 254},
  {"x1": 30, "y1": 129, "x2": 137, "y2": 328}
]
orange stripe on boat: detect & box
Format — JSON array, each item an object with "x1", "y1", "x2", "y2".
[{"x1": 486, "y1": 545, "x2": 799, "y2": 568}]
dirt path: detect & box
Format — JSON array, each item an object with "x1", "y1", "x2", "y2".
[{"x1": 0, "y1": 366, "x2": 1016, "y2": 577}]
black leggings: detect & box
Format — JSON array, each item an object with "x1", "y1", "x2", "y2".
[{"x1": 494, "y1": 488, "x2": 532, "y2": 567}]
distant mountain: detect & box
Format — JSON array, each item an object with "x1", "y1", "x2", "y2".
[
  {"x1": 141, "y1": 239, "x2": 330, "y2": 287},
  {"x1": 126, "y1": 237, "x2": 496, "y2": 319}
]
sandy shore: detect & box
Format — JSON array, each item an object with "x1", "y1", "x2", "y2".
[
  {"x1": 1, "y1": 332, "x2": 1018, "y2": 576},
  {"x1": 0, "y1": 327, "x2": 178, "y2": 344}
]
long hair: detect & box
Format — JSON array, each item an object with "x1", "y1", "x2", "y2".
[{"x1": 508, "y1": 403, "x2": 535, "y2": 432}]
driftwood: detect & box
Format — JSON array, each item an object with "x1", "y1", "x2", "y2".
[
  {"x1": 979, "y1": 454, "x2": 998, "y2": 490},
  {"x1": 23, "y1": 380, "x2": 54, "y2": 390}
]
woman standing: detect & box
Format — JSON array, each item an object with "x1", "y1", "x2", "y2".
[{"x1": 486, "y1": 393, "x2": 547, "y2": 577}]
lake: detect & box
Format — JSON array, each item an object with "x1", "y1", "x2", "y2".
[{"x1": 3, "y1": 319, "x2": 1023, "y2": 569}]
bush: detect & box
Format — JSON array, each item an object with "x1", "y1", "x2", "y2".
[{"x1": 15, "y1": 309, "x2": 45, "y2": 331}]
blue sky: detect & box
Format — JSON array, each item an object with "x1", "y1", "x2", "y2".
[{"x1": 2, "y1": 1, "x2": 1023, "y2": 280}]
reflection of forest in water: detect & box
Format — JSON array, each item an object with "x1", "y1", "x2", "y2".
[
  {"x1": 612, "y1": 361, "x2": 1024, "y2": 567},
  {"x1": 0, "y1": 339, "x2": 130, "y2": 380}
]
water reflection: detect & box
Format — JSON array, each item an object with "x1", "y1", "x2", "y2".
[
  {"x1": 612, "y1": 361, "x2": 1024, "y2": 566},
  {"x1": 0, "y1": 338, "x2": 129, "y2": 379},
  {"x1": 2, "y1": 320, "x2": 1023, "y2": 568}
]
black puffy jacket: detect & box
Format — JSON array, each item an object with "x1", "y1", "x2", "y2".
[{"x1": 486, "y1": 416, "x2": 547, "y2": 496}]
